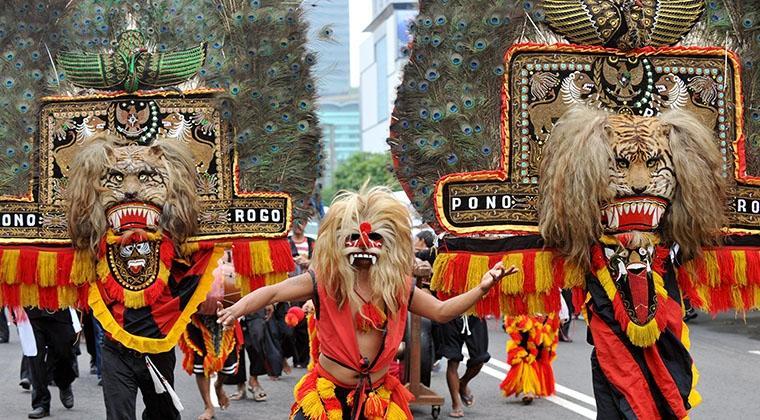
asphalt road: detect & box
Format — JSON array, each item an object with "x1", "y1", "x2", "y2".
[{"x1": 0, "y1": 312, "x2": 758, "y2": 420}]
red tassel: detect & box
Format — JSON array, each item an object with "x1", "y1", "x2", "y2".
[
  {"x1": 231, "y1": 240, "x2": 252, "y2": 279},
  {"x1": 18, "y1": 249, "x2": 38, "y2": 284},
  {"x1": 449, "y1": 254, "x2": 471, "y2": 294},
  {"x1": 716, "y1": 250, "x2": 736, "y2": 285},
  {"x1": 522, "y1": 251, "x2": 537, "y2": 293},
  {"x1": 56, "y1": 250, "x2": 75, "y2": 286},
  {"x1": 270, "y1": 239, "x2": 295, "y2": 272},
  {"x1": 77, "y1": 284, "x2": 90, "y2": 310},
  {"x1": 1, "y1": 284, "x2": 20, "y2": 307},
  {"x1": 39, "y1": 286, "x2": 59, "y2": 308}
]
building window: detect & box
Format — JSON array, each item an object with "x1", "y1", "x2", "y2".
[{"x1": 375, "y1": 36, "x2": 388, "y2": 121}]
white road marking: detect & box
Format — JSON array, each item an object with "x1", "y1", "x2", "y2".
[
  {"x1": 485, "y1": 357, "x2": 596, "y2": 406},
  {"x1": 477, "y1": 363, "x2": 597, "y2": 419},
  {"x1": 749, "y1": 350, "x2": 760, "y2": 356}
]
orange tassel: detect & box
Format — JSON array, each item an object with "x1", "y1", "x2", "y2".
[{"x1": 363, "y1": 391, "x2": 385, "y2": 418}]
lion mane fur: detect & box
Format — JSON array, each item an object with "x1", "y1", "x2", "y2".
[
  {"x1": 67, "y1": 133, "x2": 199, "y2": 252},
  {"x1": 539, "y1": 107, "x2": 726, "y2": 269},
  {"x1": 312, "y1": 186, "x2": 414, "y2": 315}
]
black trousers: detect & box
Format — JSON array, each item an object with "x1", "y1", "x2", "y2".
[
  {"x1": 101, "y1": 338, "x2": 180, "y2": 420},
  {"x1": 242, "y1": 310, "x2": 283, "y2": 377},
  {"x1": 0, "y1": 307, "x2": 9, "y2": 342},
  {"x1": 27, "y1": 309, "x2": 77, "y2": 410}
]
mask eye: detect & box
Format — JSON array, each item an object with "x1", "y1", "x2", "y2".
[
  {"x1": 368, "y1": 233, "x2": 383, "y2": 241},
  {"x1": 646, "y1": 156, "x2": 660, "y2": 169},
  {"x1": 615, "y1": 157, "x2": 630, "y2": 169},
  {"x1": 136, "y1": 242, "x2": 151, "y2": 255},
  {"x1": 120, "y1": 245, "x2": 134, "y2": 257},
  {"x1": 348, "y1": 234, "x2": 360, "y2": 241}
]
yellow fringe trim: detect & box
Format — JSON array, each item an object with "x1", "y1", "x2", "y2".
[
  {"x1": 36, "y1": 252, "x2": 58, "y2": 287},
  {"x1": 0, "y1": 249, "x2": 20, "y2": 284},
  {"x1": 249, "y1": 241, "x2": 274, "y2": 274},
  {"x1": 501, "y1": 253, "x2": 525, "y2": 294},
  {"x1": 72, "y1": 249, "x2": 97, "y2": 285},
  {"x1": 58, "y1": 287, "x2": 78, "y2": 307},
  {"x1": 89, "y1": 245, "x2": 225, "y2": 354},
  {"x1": 625, "y1": 318, "x2": 662, "y2": 348},
  {"x1": 20, "y1": 283, "x2": 39, "y2": 307},
  {"x1": 534, "y1": 252, "x2": 554, "y2": 293}
]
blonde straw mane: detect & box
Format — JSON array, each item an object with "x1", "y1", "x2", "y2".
[{"x1": 312, "y1": 186, "x2": 414, "y2": 314}]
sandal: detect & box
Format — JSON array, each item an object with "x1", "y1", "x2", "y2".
[
  {"x1": 448, "y1": 408, "x2": 465, "y2": 418},
  {"x1": 248, "y1": 384, "x2": 267, "y2": 402},
  {"x1": 460, "y1": 392, "x2": 474, "y2": 407},
  {"x1": 228, "y1": 389, "x2": 246, "y2": 401}
]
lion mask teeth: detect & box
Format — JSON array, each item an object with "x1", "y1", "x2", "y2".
[{"x1": 107, "y1": 202, "x2": 162, "y2": 231}]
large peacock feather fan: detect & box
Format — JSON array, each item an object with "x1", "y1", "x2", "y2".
[
  {"x1": 391, "y1": 0, "x2": 760, "y2": 227},
  {"x1": 388, "y1": 1, "x2": 545, "y2": 225},
  {"x1": 0, "y1": 1, "x2": 68, "y2": 197},
  {"x1": 0, "y1": 0, "x2": 322, "y2": 223}
]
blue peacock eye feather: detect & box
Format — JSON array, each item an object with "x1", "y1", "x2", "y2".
[
  {"x1": 418, "y1": 81, "x2": 429, "y2": 92},
  {"x1": 31, "y1": 51, "x2": 42, "y2": 61},
  {"x1": 456, "y1": 19, "x2": 467, "y2": 30},
  {"x1": 447, "y1": 153, "x2": 458, "y2": 165},
  {"x1": 6, "y1": 147, "x2": 15, "y2": 157},
  {"x1": 468, "y1": 59, "x2": 480, "y2": 71},
  {"x1": 4, "y1": 77, "x2": 14, "y2": 88},
  {"x1": 481, "y1": 146, "x2": 492, "y2": 156},
  {"x1": 297, "y1": 120, "x2": 309, "y2": 132}
]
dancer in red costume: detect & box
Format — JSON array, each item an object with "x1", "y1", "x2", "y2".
[{"x1": 217, "y1": 187, "x2": 518, "y2": 419}]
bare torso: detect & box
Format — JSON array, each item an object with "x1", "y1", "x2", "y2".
[{"x1": 317, "y1": 273, "x2": 392, "y2": 386}]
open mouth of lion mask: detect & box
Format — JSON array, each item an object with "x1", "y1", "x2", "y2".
[
  {"x1": 601, "y1": 196, "x2": 669, "y2": 232},
  {"x1": 344, "y1": 221, "x2": 383, "y2": 267},
  {"x1": 106, "y1": 202, "x2": 162, "y2": 232}
]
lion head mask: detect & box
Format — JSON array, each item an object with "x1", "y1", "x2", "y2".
[
  {"x1": 67, "y1": 133, "x2": 199, "y2": 253},
  {"x1": 539, "y1": 107, "x2": 726, "y2": 268},
  {"x1": 313, "y1": 186, "x2": 414, "y2": 314}
]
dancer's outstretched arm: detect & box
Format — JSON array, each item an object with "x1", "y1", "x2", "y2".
[
  {"x1": 217, "y1": 272, "x2": 313, "y2": 327},
  {"x1": 409, "y1": 261, "x2": 517, "y2": 323}
]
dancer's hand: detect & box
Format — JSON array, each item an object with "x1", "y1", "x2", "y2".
[
  {"x1": 478, "y1": 262, "x2": 518, "y2": 294},
  {"x1": 264, "y1": 304, "x2": 274, "y2": 321},
  {"x1": 217, "y1": 302, "x2": 238, "y2": 329},
  {"x1": 302, "y1": 299, "x2": 315, "y2": 314}
]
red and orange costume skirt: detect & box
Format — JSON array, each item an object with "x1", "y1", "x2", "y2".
[
  {"x1": 500, "y1": 314, "x2": 559, "y2": 398},
  {"x1": 179, "y1": 313, "x2": 242, "y2": 377},
  {"x1": 290, "y1": 364, "x2": 414, "y2": 420}
]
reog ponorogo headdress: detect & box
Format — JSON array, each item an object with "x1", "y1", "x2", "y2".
[{"x1": 0, "y1": 1, "x2": 325, "y2": 352}]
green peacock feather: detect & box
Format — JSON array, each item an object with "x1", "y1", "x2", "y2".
[
  {"x1": 0, "y1": 0, "x2": 323, "y2": 224},
  {"x1": 389, "y1": 1, "x2": 540, "y2": 224},
  {"x1": 0, "y1": 1, "x2": 68, "y2": 197}
]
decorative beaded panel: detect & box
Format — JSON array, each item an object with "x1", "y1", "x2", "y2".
[{"x1": 0, "y1": 91, "x2": 291, "y2": 243}]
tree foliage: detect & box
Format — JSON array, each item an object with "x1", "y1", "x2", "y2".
[{"x1": 322, "y1": 152, "x2": 401, "y2": 204}]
